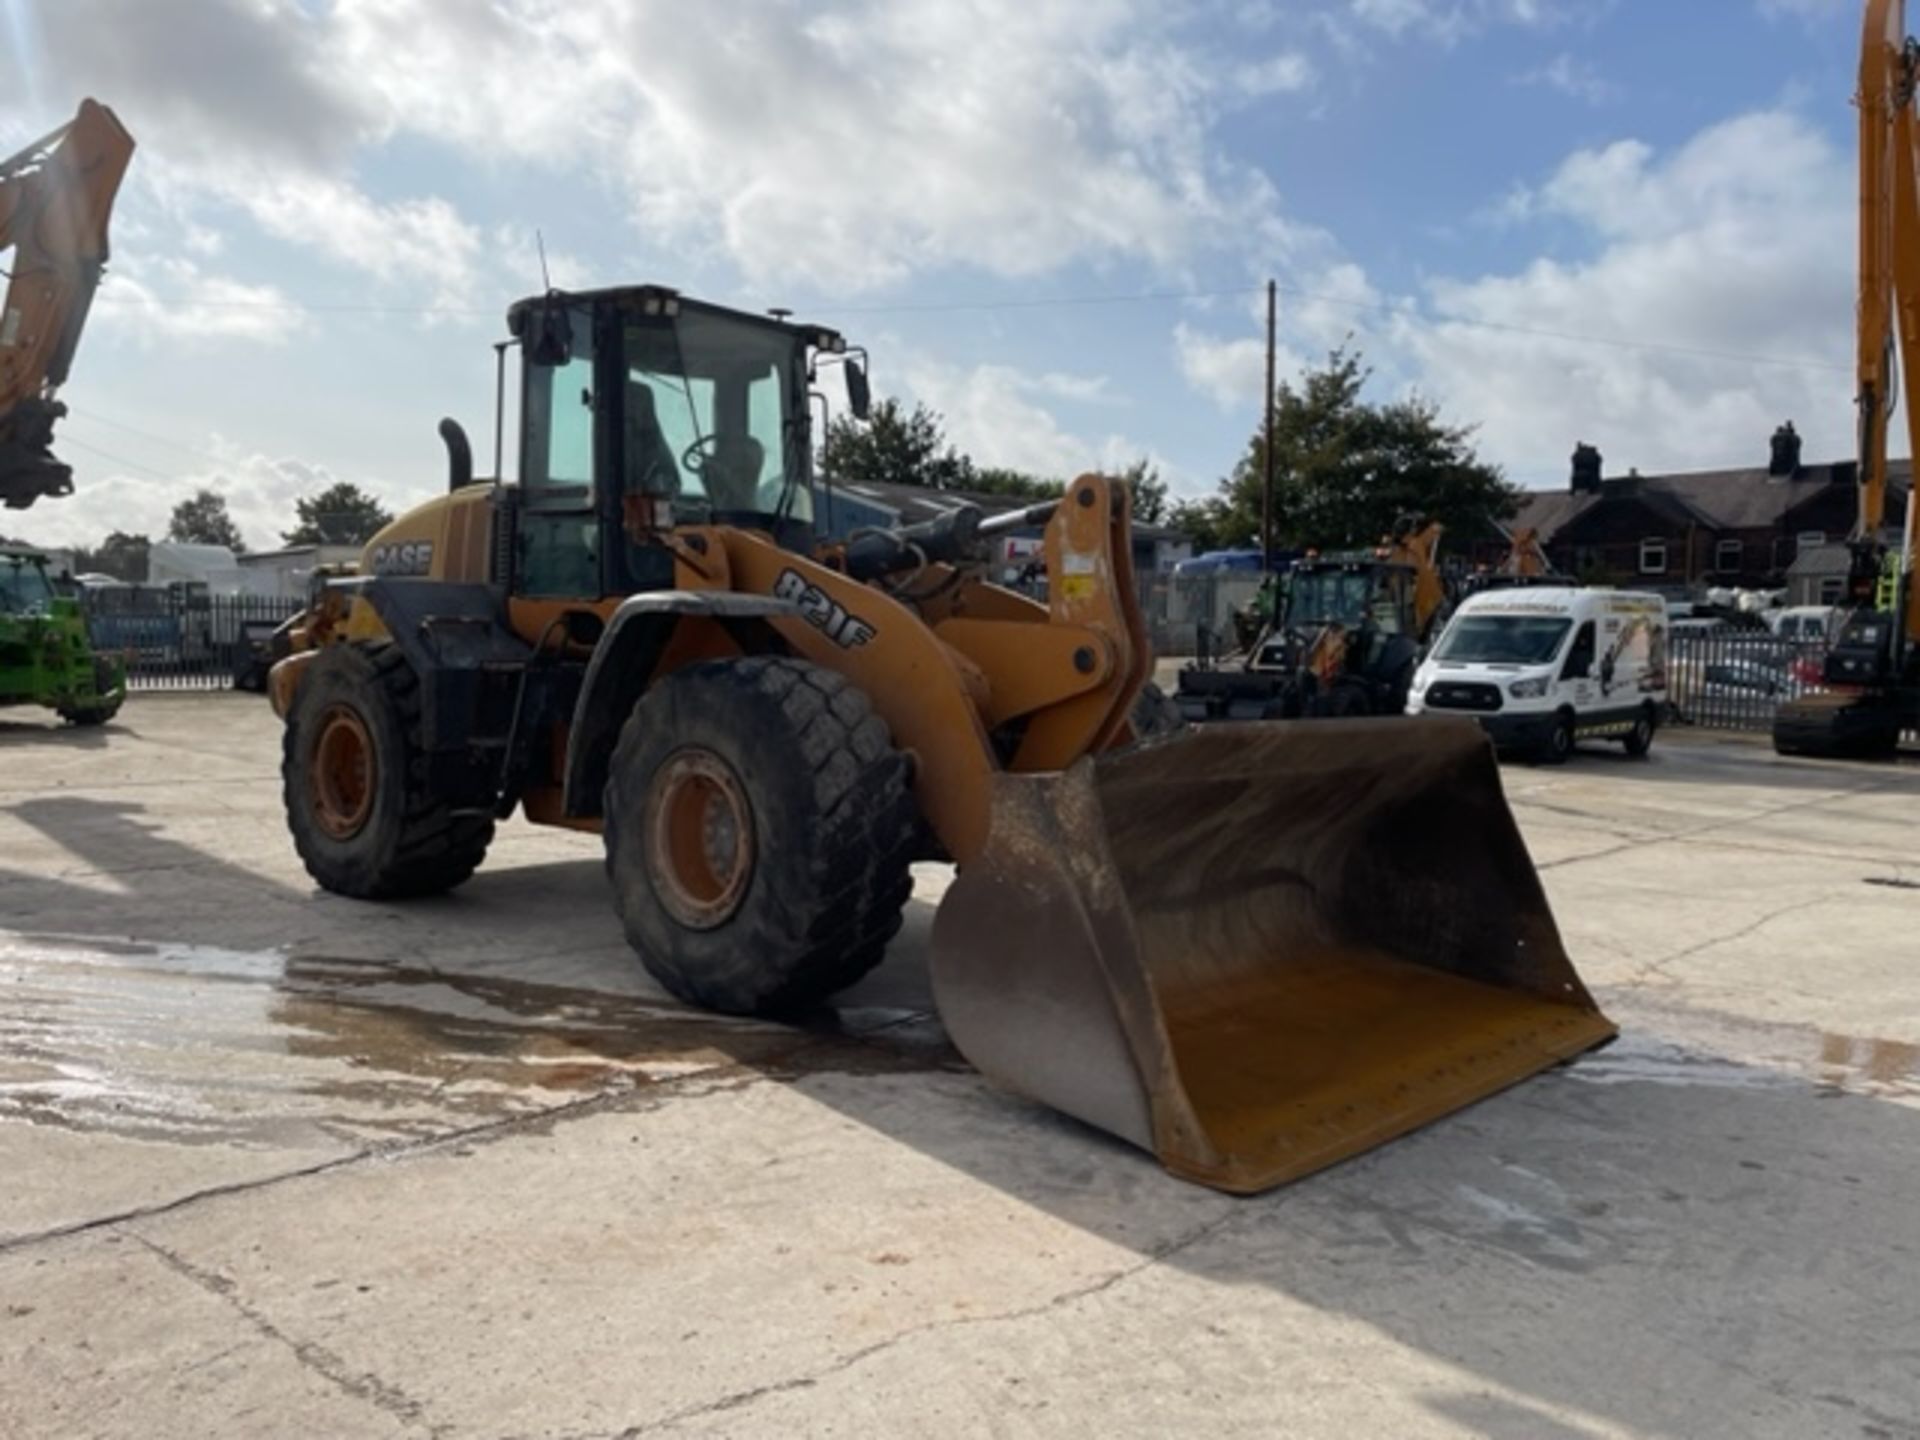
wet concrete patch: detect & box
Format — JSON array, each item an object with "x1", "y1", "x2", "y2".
[
  {"x1": 0, "y1": 934, "x2": 954, "y2": 1152},
  {"x1": 1580, "y1": 992, "x2": 1920, "y2": 1103}
]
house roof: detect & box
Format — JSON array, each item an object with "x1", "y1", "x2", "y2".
[
  {"x1": 1785, "y1": 541, "x2": 1853, "y2": 578},
  {"x1": 1515, "y1": 458, "x2": 1912, "y2": 543}
]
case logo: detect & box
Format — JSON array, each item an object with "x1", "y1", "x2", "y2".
[
  {"x1": 369, "y1": 540, "x2": 434, "y2": 576},
  {"x1": 775, "y1": 568, "x2": 876, "y2": 649}
]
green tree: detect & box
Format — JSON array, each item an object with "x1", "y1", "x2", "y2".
[
  {"x1": 821, "y1": 398, "x2": 974, "y2": 490},
  {"x1": 284, "y1": 481, "x2": 395, "y2": 546},
  {"x1": 1211, "y1": 346, "x2": 1518, "y2": 552},
  {"x1": 1116, "y1": 458, "x2": 1169, "y2": 525},
  {"x1": 1167, "y1": 495, "x2": 1231, "y2": 553},
  {"x1": 970, "y1": 467, "x2": 1066, "y2": 503},
  {"x1": 71, "y1": 531, "x2": 151, "y2": 581},
  {"x1": 167, "y1": 488, "x2": 245, "y2": 550}
]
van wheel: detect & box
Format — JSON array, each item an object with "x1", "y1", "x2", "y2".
[
  {"x1": 1623, "y1": 707, "x2": 1656, "y2": 758},
  {"x1": 1539, "y1": 713, "x2": 1575, "y2": 766}
]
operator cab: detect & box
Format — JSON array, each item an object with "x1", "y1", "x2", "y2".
[
  {"x1": 1253, "y1": 558, "x2": 1412, "y2": 670},
  {"x1": 0, "y1": 549, "x2": 55, "y2": 616},
  {"x1": 504, "y1": 285, "x2": 865, "y2": 599}
]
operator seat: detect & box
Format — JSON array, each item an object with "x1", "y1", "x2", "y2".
[
  {"x1": 704, "y1": 434, "x2": 765, "y2": 513},
  {"x1": 624, "y1": 383, "x2": 680, "y2": 499}
]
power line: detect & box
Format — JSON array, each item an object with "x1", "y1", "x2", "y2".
[
  {"x1": 54, "y1": 434, "x2": 181, "y2": 483},
  {"x1": 86, "y1": 275, "x2": 1855, "y2": 376},
  {"x1": 64, "y1": 408, "x2": 228, "y2": 466}
]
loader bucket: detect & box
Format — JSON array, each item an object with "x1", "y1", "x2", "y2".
[{"x1": 930, "y1": 717, "x2": 1615, "y2": 1194}]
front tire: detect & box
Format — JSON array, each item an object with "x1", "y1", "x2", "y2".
[
  {"x1": 603, "y1": 657, "x2": 917, "y2": 1016},
  {"x1": 283, "y1": 642, "x2": 494, "y2": 898},
  {"x1": 1538, "y1": 712, "x2": 1575, "y2": 765}
]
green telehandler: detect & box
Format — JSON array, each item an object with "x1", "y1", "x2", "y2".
[{"x1": 0, "y1": 547, "x2": 123, "y2": 725}]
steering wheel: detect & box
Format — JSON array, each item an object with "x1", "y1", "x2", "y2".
[{"x1": 680, "y1": 434, "x2": 719, "y2": 474}]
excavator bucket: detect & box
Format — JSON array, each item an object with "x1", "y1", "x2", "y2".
[{"x1": 930, "y1": 716, "x2": 1615, "y2": 1193}]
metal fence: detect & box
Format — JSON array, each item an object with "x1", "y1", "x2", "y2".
[
  {"x1": 1665, "y1": 630, "x2": 1831, "y2": 733},
  {"x1": 83, "y1": 590, "x2": 303, "y2": 691},
  {"x1": 1142, "y1": 572, "x2": 1263, "y2": 658}
]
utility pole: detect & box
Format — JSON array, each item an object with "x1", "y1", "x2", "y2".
[{"x1": 1262, "y1": 279, "x2": 1277, "y2": 573}]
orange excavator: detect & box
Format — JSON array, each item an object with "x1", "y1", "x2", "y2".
[
  {"x1": 0, "y1": 99, "x2": 135, "y2": 510},
  {"x1": 1775, "y1": 0, "x2": 1920, "y2": 756}
]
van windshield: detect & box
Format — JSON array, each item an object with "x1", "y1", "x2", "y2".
[{"x1": 1436, "y1": 614, "x2": 1572, "y2": 664}]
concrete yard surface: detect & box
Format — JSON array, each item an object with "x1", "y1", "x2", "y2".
[{"x1": 2, "y1": 694, "x2": 1919, "y2": 1439}]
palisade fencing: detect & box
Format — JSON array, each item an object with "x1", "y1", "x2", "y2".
[
  {"x1": 1142, "y1": 572, "x2": 1264, "y2": 658},
  {"x1": 1664, "y1": 630, "x2": 1830, "y2": 733},
  {"x1": 83, "y1": 589, "x2": 303, "y2": 691}
]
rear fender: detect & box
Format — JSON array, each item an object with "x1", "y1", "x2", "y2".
[{"x1": 561, "y1": 591, "x2": 800, "y2": 819}]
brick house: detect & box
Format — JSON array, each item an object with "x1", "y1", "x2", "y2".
[{"x1": 1485, "y1": 424, "x2": 1911, "y2": 596}]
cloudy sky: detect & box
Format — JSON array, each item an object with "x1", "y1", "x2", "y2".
[{"x1": 0, "y1": 0, "x2": 1870, "y2": 550}]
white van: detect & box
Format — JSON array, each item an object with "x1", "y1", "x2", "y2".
[
  {"x1": 1407, "y1": 587, "x2": 1669, "y2": 762},
  {"x1": 1764, "y1": 605, "x2": 1842, "y2": 643}
]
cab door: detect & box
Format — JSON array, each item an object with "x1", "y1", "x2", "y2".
[
  {"x1": 1558, "y1": 619, "x2": 1598, "y2": 711},
  {"x1": 516, "y1": 306, "x2": 610, "y2": 600}
]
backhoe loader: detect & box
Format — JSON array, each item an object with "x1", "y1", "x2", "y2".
[
  {"x1": 1175, "y1": 520, "x2": 1447, "y2": 722},
  {"x1": 271, "y1": 285, "x2": 1614, "y2": 1193},
  {"x1": 1773, "y1": 0, "x2": 1920, "y2": 757}
]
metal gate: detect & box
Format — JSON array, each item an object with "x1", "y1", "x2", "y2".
[{"x1": 84, "y1": 589, "x2": 303, "y2": 691}]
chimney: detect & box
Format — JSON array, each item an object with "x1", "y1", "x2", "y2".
[
  {"x1": 1570, "y1": 442, "x2": 1603, "y2": 494},
  {"x1": 1768, "y1": 420, "x2": 1802, "y2": 478}
]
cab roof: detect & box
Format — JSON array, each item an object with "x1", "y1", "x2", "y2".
[
  {"x1": 1455, "y1": 585, "x2": 1665, "y2": 616},
  {"x1": 505, "y1": 285, "x2": 847, "y2": 353}
]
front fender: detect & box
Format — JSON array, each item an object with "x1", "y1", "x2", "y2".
[{"x1": 561, "y1": 591, "x2": 800, "y2": 818}]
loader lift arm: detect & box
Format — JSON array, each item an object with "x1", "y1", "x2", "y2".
[{"x1": 0, "y1": 99, "x2": 135, "y2": 510}]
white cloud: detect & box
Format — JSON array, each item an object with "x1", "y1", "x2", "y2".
[
  {"x1": 1173, "y1": 262, "x2": 1383, "y2": 408},
  {"x1": 1393, "y1": 110, "x2": 1855, "y2": 483},
  {"x1": 22, "y1": 433, "x2": 416, "y2": 553},
  {"x1": 90, "y1": 257, "x2": 305, "y2": 348},
  {"x1": 898, "y1": 355, "x2": 1159, "y2": 481},
  {"x1": 14, "y1": 0, "x2": 1300, "y2": 297},
  {"x1": 240, "y1": 177, "x2": 483, "y2": 310},
  {"x1": 1345, "y1": 0, "x2": 1575, "y2": 43},
  {"x1": 1517, "y1": 52, "x2": 1617, "y2": 105},
  {"x1": 1235, "y1": 51, "x2": 1317, "y2": 96}
]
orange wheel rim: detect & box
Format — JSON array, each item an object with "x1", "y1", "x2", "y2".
[
  {"x1": 310, "y1": 704, "x2": 376, "y2": 840},
  {"x1": 646, "y1": 748, "x2": 754, "y2": 930}
]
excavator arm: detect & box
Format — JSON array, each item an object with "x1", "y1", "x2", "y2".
[
  {"x1": 0, "y1": 99, "x2": 134, "y2": 510},
  {"x1": 1855, "y1": 0, "x2": 1920, "y2": 648}
]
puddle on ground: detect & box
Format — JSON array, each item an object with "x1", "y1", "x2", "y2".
[
  {"x1": 1565, "y1": 1003, "x2": 1920, "y2": 1102},
  {"x1": 0, "y1": 935, "x2": 955, "y2": 1150},
  {"x1": 1817, "y1": 1032, "x2": 1920, "y2": 1089}
]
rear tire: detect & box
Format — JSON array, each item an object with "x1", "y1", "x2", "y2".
[
  {"x1": 603, "y1": 657, "x2": 917, "y2": 1016},
  {"x1": 1622, "y1": 707, "x2": 1656, "y2": 758},
  {"x1": 283, "y1": 642, "x2": 494, "y2": 898}
]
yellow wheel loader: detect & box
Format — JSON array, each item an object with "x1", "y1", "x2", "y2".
[{"x1": 271, "y1": 285, "x2": 1615, "y2": 1193}]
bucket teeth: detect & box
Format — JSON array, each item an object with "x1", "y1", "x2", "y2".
[{"x1": 930, "y1": 717, "x2": 1616, "y2": 1193}]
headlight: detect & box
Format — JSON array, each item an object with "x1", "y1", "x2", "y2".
[
  {"x1": 1410, "y1": 670, "x2": 1431, "y2": 695},
  {"x1": 1508, "y1": 675, "x2": 1551, "y2": 699}
]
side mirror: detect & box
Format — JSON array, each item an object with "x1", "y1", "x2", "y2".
[
  {"x1": 845, "y1": 360, "x2": 872, "y2": 420},
  {"x1": 527, "y1": 298, "x2": 573, "y2": 367}
]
